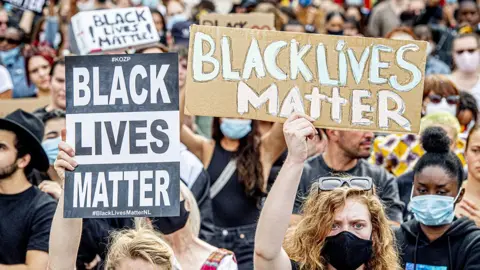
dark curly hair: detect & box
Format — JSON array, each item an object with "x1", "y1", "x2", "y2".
[
  {"x1": 414, "y1": 126, "x2": 463, "y2": 189},
  {"x1": 211, "y1": 117, "x2": 265, "y2": 201}
]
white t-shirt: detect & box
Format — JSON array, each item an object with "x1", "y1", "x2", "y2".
[{"x1": 0, "y1": 65, "x2": 13, "y2": 94}]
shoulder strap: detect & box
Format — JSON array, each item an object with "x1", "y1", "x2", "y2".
[
  {"x1": 201, "y1": 249, "x2": 235, "y2": 270},
  {"x1": 209, "y1": 159, "x2": 236, "y2": 199}
]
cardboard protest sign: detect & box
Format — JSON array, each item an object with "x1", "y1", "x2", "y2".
[
  {"x1": 2, "y1": 0, "x2": 45, "y2": 13},
  {"x1": 64, "y1": 53, "x2": 180, "y2": 218},
  {"x1": 200, "y1": 13, "x2": 275, "y2": 30},
  {"x1": 0, "y1": 97, "x2": 50, "y2": 117},
  {"x1": 71, "y1": 7, "x2": 159, "y2": 55},
  {"x1": 185, "y1": 25, "x2": 427, "y2": 133}
]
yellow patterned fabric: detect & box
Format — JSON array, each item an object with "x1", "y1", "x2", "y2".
[{"x1": 369, "y1": 134, "x2": 466, "y2": 177}]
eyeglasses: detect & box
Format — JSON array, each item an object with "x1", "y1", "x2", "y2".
[
  {"x1": 428, "y1": 94, "x2": 460, "y2": 105},
  {"x1": 317, "y1": 177, "x2": 373, "y2": 191},
  {"x1": 455, "y1": 49, "x2": 478, "y2": 55},
  {"x1": 0, "y1": 37, "x2": 22, "y2": 45}
]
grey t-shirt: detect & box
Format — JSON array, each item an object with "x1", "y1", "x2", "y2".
[{"x1": 293, "y1": 155, "x2": 404, "y2": 223}]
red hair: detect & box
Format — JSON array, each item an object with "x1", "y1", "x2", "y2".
[
  {"x1": 24, "y1": 44, "x2": 56, "y2": 86},
  {"x1": 385, "y1": 26, "x2": 418, "y2": 39}
]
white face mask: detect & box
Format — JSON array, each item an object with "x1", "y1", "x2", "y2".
[
  {"x1": 77, "y1": 0, "x2": 95, "y2": 11},
  {"x1": 455, "y1": 50, "x2": 480, "y2": 73},
  {"x1": 426, "y1": 98, "x2": 457, "y2": 116},
  {"x1": 426, "y1": 42, "x2": 434, "y2": 56}
]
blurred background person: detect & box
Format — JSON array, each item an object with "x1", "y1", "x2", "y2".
[
  {"x1": 368, "y1": 0, "x2": 407, "y2": 37},
  {"x1": 449, "y1": 32, "x2": 480, "y2": 106},
  {"x1": 0, "y1": 61, "x2": 13, "y2": 99},
  {"x1": 164, "y1": 182, "x2": 237, "y2": 269},
  {"x1": 24, "y1": 45, "x2": 56, "y2": 98},
  {"x1": 458, "y1": 125, "x2": 480, "y2": 226},
  {"x1": 414, "y1": 25, "x2": 451, "y2": 75},
  {"x1": 0, "y1": 26, "x2": 35, "y2": 98},
  {"x1": 34, "y1": 58, "x2": 66, "y2": 118},
  {"x1": 324, "y1": 11, "x2": 345, "y2": 35},
  {"x1": 371, "y1": 75, "x2": 465, "y2": 177},
  {"x1": 344, "y1": 16, "x2": 362, "y2": 36}
]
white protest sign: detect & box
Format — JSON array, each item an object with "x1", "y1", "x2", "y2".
[
  {"x1": 3, "y1": 0, "x2": 45, "y2": 13},
  {"x1": 71, "y1": 7, "x2": 159, "y2": 55},
  {"x1": 64, "y1": 54, "x2": 180, "y2": 218}
]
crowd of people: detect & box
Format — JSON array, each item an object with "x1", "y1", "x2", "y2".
[{"x1": 2, "y1": 0, "x2": 480, "y2": 269}]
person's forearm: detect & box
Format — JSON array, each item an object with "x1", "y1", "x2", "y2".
[
  {"x1": 19, "y1": 11, "x2": 35, "y2": 34},
  {"x1": 48, "y1": 193, "x2": 82, "y2": 270},
  {"x1": 0, "y1": 264, "x2": 28, "y2": 270},
  {"x1": 255, "y1": 158, "x2": 304, "y2": 261}
]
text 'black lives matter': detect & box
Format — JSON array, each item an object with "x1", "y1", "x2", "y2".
[
  {"x1": 64, "y1": 53, "x2": 180, "y2": 218},
  {"x1": 3, "y1": 0, "x2": 45, "y2": 13}
]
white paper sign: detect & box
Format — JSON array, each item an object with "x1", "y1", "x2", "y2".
[{"x1": 71, "y1": 7, "x2": 159, "y2": 55}]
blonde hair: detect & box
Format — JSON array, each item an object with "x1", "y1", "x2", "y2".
[
  {"x1": 180, "y1": 182, "x2": 201, "y2": 237},
  {"x1": 420, "y1": 112, "x2": 461, "y2": 140},
  {"x1": 105, "y1": 218, "x2": 173, "y2": 270},
  {"x1": 284, "y1": 186, "x2": 400, "y2": 270}
]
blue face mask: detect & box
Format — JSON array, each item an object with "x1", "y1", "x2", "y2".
[
  {"x1": 167, "y1": 14, "x2": 187, "y2": 30},
  {"x1": 42, "y1": 137, "x2": 62, "y2": 165},
  {"x1": 0, "y1": 46, "x2": 21, "y2": 65},
  {"x1": 220, "y1": 119, "x2": 252, "y2": 140},
  {"x1": 409, "y1": 191, "x2": 461, "y2": 226}
]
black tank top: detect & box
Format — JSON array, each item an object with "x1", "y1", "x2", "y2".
[{"x1": 207, "y1": 142, "x2": 261, "y2": 227}]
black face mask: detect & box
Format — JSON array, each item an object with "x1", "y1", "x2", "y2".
[
  {"x1": 322, "y1": 231, "x2": 373, "y2": 270},
  {"x1": 154, "y1": 200, "x2": 190, "y2": 235},
  {"x1": 327, "y1": 29, "x2": 344, "y2": 36}
]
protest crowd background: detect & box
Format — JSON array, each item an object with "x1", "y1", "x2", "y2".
[{"x1": 1, "y1": 0, "x2": 480, "y2": 269}]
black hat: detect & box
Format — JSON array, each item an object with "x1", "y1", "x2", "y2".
[
  {"x1": 171, "y1": 20, "x2": 193, "y2": 46},
  {"x1": 0, "y1": 110, "x2": 49, "y2": 172}
]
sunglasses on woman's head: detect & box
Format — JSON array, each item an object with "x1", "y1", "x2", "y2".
[
  {"x1": 428, "y1": 94, "x2": 459, "y2": 105},
  {"x1": 317, "y1": 176, "x2": 373, "y2": 191}
]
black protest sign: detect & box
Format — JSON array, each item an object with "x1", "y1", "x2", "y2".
[
  {"x1": 71, "y1": 7, "x2": 159, "y2": 55},
  {"x1": 3, "y1": 0, "x2": 46, "y2": 13},
  {"x1": 64, "y1": 53, "x2": 180, "y2": 218}
]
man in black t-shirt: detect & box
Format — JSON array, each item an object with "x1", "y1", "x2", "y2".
[
  {"x1": 293, "y1": 129, "x2": 404, "y2": 224},
  {"x1": 0, "y1": 110, "x2": 56, "y2": 267}
]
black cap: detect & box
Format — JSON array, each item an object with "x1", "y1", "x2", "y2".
[
  {"x1": 171, "y1": 20, "x2": 193, "y2": 46},
  {"x1": 0, "y1": 109, "x2": 49, "y2": 172}
]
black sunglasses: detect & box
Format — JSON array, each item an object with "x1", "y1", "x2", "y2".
[
  {"x1": 455, "y1": 49, "x2": 478, "y2": 55},
  {"x1": 428, "y1": 94, "x2": 460, "y2": 105},
  {"x1": 317, "y1": 177, "x2": 373, "y2": 191},
  {"x1": 0, "y1": 37, "x2": 22, "y2": 45}
]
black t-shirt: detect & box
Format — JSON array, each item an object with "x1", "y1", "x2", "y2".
[
  {"x1": 0, "y1": 186, "x2": 57, "y2": 264},
  {"x1": 207, "y1": 142, "x2": 261, "y2": 227},
  {"x1": 294, "y1": 155, "x2": 405, "y2": 223}
]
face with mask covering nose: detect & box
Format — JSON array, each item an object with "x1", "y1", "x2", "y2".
[
  {"x1": 410, "y1": 127, "x2": 464, "y2": 227},
  {"x1": 42, "y1": 113, "x2": 65, "y2": 165},
  {"x1": 219, "y1": 118, "x2": 252, "y2": 140},
  {"x1": 453, "y1": 35, "x2": 480, "y2": 74},
  {"x1": 325, "y1": 11, "x2": 345, "y2": 36}
]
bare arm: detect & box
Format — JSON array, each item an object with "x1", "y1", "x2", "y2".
[
  {"x1": 0, "y1": 90, "x2": 12, "y2": 99},
  {"x1": 19, "y1": 11, "x2": 35, "y2": 34},
  {"x1": 261, "y1": 122, "x2": 286, "y2": 166},
  {"x1": 0, "y1": 251, "x2": 49, "y2": 270},
  {"x1": 254, "y1": 114, "x2": 316, "y2": 270},
  {"x1": 179, "y1": 86, "x2": 209, "y2": 162},
  {"x1": 48, "y1": 132, "x2": 83, "y2": 270}
]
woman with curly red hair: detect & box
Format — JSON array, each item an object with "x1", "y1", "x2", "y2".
[
  {"x1": 24, "y1": 45, "x2": 56, "y2": 97},
  {"x1": 255, "y1": 114, "x2": 401, "y2": 270}
]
